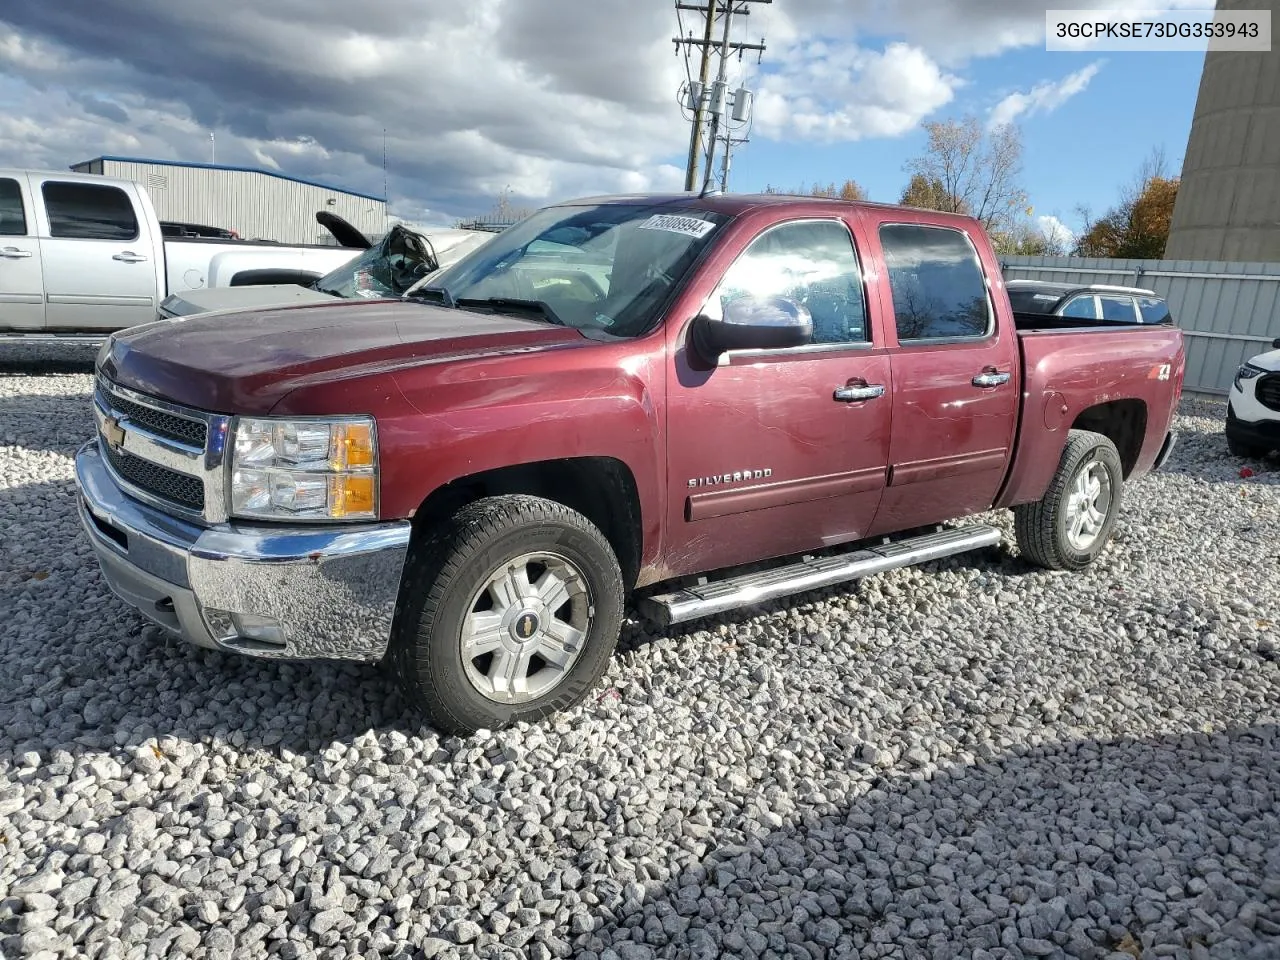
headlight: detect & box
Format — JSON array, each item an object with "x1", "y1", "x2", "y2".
[
  {"x1": 229, "y1": 416, "x2": 378, "y2": 521},
  {"x1": 1234, "y1": 363, "x2": 1265, "y2": 392}
]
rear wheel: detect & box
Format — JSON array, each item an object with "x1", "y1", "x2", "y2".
[
  {"x1": 388, "y1": 495, "x2": 624, "y2": 734},
  {"x1": 1014, "y1": 429, "x2": 1124, "y2": 571}
]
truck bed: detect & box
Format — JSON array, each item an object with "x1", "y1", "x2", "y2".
[
  {"x1": 996, "y1": 319, "x2": 1185, "y2": 510},
  {"x1": 1013, "y1": 310, "x2": 1175, "y2": 333}
]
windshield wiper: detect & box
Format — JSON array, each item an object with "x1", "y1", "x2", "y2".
[
  {"x1": 454, "y1": 297, "x2": 567, "y2": 327},
  {"x1": 406, "y1": 285, "x2": 454, "y2": 307}
]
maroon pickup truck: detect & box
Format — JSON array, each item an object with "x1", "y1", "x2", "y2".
[{"x1": 75, "y1": 194, "x2": 1185, "y2": 733}]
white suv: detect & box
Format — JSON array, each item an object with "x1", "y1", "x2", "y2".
[{"x1": 1226, "y1": 338, "x2": 1280, "y2": 458}]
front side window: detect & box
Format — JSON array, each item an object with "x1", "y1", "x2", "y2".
[
  {"x1": 421, "y1": 203, "x2": 728, "y2": 337},
  {"x1": 879, "y1": 224, "x2": 992, "y2": 341},
  {"x1": 1100, "y1": 295, "x2": 1138, "y2": 322},
  {"x1": 1060, "y1": 295, "x2": 1100, "y2": 320},
  {"x1": 41, "y1": 182, "x2": 139, "y2": 241},
  {"x1": 706, "y1": 220, "x2": 869, "y2": 345},
  {"x1": 0, "y1": 178, "x2": 26, "y2": 236}
]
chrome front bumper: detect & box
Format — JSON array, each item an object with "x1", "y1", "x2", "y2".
[{"x1": 74, "y1": 440, "x2": 412, "y2": 662}]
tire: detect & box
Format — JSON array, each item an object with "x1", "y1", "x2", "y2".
[
  {"x1": 387, "y1": 495, "x2": 625, "y2": 734},
  {"x1": 1014, "y1": 429, "x2": 1125, "y2": 572},
  {"x1": 1226, "y1": 433, "x2": 1267, "y2": 459}
]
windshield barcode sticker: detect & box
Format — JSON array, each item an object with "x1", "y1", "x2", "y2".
[{"x1": 638, "y1": 214, "x2": 717, "y2": 238}]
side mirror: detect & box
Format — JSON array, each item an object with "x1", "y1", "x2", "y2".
[
  {"x1": 690, "y1": 295, "x2": 813, "y2": 362},
  {"x1": 1272, "y1": 337, "x2": 1280, "y2": 350}
]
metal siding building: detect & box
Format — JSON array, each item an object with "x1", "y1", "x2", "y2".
[
  {"x1": 69, "y1": 156, "x2": 387, "y2": 246},
  {"x1": 1165, "y1": 0, "x2": 1280, "y2": 261}
]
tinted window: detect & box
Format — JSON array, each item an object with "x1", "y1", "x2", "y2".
[
  {"x1": 879, "y1": 224, "x2": 991, "y2": 341},
  {"x1": 0, "y1": 178, "x2": 26, "y2": 236},
  {"x1": 1007, "y1": 289, "x2": 1061, "y2": 314},
  {"x1": 1100, "y1": 295, "x2": 1138, "y2": 322},
  {"x1": 1138, "y1": 296, "x2": 1172, "y2": 324},
  {"x1": 709, "y1": 220, "x2": 868, "y2": 344},
  {"x1": 41, "y1": 182, "x2": 139, "y2": 240},
  {"x1": 1060, "y1": 295, "x2": 1099, "y2": 320}
]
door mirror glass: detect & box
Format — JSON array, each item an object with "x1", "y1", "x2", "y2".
[{"x1": 691, "y1": 295, "x2": 813, "y2": 360}]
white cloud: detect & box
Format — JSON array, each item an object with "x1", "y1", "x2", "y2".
[
  {"x1": 753, "y1": 42, "x2": 961, "y2": 143},
  {"x1": 988, "y1": 62, "x2": 1104, "y2": 129},
  {"x1": 1037, "y1": 214, "x2": 1076, "y2": 248}
]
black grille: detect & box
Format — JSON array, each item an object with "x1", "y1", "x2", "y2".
[
  {"x1": 1257, "y1": 374, "x2": 1280, "y2": 413},
  {"x1": 103, "y1": 441, "x2": 205, "y2": 511},
  {"x1": 97, "y1": 383, "x2": 207, "y2": 448}
]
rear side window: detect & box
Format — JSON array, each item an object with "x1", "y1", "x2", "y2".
[
  {"x1": 0, "y1": 178, "x2": 26, "y2": 236},
  {"x1": 1099, "y1": 295, "x2": 1138, "y2": 322},
  {"x1": 41, "y1": 181, "x2": 139, "y2": 241},
  {"x1": 1060, "y1": 295, "x2": 1099, "y2": 320},
  {"x1": 879, "y1": 224, "x2": 992, "y2": 341},
  {"x1": 1138, "y1": 296, "x2": 1172, "y2": 324}
]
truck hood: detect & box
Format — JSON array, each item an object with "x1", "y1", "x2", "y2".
[
  {"x1": 101, "y1": 299, "x2": 582, "y2": 413},
  {"x1": 162, "y1": 283, "x2": 338, "y2": 318}
]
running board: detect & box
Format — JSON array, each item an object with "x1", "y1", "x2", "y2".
[{"x1": 639, "y1": 524, "x2": 1003, "y2": 628}]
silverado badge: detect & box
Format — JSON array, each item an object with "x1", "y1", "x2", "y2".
[
  {"x1": 688, "y1": 468, "x2": 772, "y2": 488},
  {"x1": 103, "y1": 415, "x2": 127, "y2": 453}
]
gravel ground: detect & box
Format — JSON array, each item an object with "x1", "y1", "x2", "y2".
[{"x1": 1, "y1": 344, "x2": 1278, "y2": 960}]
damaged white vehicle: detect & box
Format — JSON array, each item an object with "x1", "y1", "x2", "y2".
[{"x1": 157, "y1": 223, "x2": 495, "y2": 320}]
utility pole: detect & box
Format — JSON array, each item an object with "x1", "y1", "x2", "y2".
[
  {"x1": 673, "y1": 1, "x2": 768, "y2": 193},
  {"x1": 678, "y1": 1, "x2": 716, "y2": 192}
]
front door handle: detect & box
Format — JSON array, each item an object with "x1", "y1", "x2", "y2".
[
  {"x1": 0, "y1": 247, "x2": 33, "y2": 259},
  {"x1": 112, "y1": 251, "x2": 149, "y2": 263},
  {"x1": 834, "y1": 382, "x2": 885, "y2": 402},
  {"x1": 972, "y1": 370, "x2": 1011, "y2": 388}
]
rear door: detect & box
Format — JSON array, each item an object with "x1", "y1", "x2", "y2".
[
  {"x1": 664, "y1": 215, "x2": 892, "y2": 575},
  {"x1": 864, "y1": 218, "x2": 1020, "y2": 536},
  {"x1": 33, "y1": 178, "x2": 161, "y2": 330},
  {"x1": 0, "y1": 174, "x2": 45, "y2": 331}
]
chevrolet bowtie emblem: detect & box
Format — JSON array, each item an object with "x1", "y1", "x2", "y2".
[{"x1": 103, "y1": 415, "x2": 127, "y2": 452}]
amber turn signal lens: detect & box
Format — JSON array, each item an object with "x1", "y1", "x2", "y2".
[
  {"x1": 329, "y1": 474, "x2": 376, "y2": 518},
  {"x1": 334, "y1": 422, "x2": 375, "y2": 469}
]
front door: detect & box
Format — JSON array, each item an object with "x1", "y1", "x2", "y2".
[
  {"x1": 865, "y1": 219, "x2": 1020, "y2": 536},
  {"x1": 34, "y1": 178, "x2": 160, "y2": 331},
  {"x1": 0, "y1": 175, "x2": 45, "y2": 331},
  {"x1": 664, "y1": 217, "x2": 892, "y2": 577}
]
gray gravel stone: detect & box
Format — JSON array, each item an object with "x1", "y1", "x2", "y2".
[{"x1": 0, "y1": 373, "x2": 1277, "y2": 959}]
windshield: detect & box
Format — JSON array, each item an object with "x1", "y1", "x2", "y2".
[
  {"x1": 314, "y1": 226, "x2": 436, "y2": 299},
  {"x1": 419, "y1": 203, "x2": 729, "y2": 337}
]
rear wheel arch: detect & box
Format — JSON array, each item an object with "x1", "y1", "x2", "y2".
[{"x1": 1070, "y1": 399, "x2": 1147, "y2": 477}]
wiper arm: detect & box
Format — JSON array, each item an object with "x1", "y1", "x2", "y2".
[
  {"x1": 406, "y1": 285, "x2": 454, "y2": 307},
  {"x1": 454, "y1": 297, "x2": 566, "y2": 327}
]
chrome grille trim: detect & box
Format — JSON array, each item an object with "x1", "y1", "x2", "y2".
[{"x1": 94, "y1": 372, "x2": 232, "y2": 523}]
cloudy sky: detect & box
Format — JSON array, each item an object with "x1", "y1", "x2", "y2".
[{"x1": 0, "y1": 0, "x2": 1210, "y2": 234}]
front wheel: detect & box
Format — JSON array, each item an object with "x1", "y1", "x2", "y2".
[
  {"x1": 1014, "y1": 429, "x2": 1125, "y2": 571},
  {"x1": 388, "y1": 495, "x2": 625, "y2": 735}
]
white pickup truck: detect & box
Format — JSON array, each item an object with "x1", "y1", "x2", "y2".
[{"x1": 0, "y1": 168, "x2": 362, "y2": 340}]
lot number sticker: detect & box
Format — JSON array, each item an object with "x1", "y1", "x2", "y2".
[{"x1": 638, "y1": 214, "x2": 717, "y2": 239}]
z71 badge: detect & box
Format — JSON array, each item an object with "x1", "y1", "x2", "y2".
[{"x1": 689, "y1": 468, "x2": 772, "y2": 488}]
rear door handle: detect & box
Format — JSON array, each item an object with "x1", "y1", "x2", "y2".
[
  {"x1": 0, "y1": 247, "x2": 33, "y2": 259},
  {"x1": 972, "y1": 370, "x2": 1011, "y2": 388},
  {"x1": 834, "y1": 383, "x2": 885, "y2": 402},
  {"x1": 112, "y1": 251, "x2": 149, "y2": 263}
]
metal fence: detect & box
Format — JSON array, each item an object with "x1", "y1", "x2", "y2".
[{"x1": 1000, "y1": 255, "x2": 1280, "y2": 396}]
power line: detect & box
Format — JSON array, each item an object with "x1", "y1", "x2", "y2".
[{"x1": 672, "y1": 0, "x2": 769, "y2": 193}]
